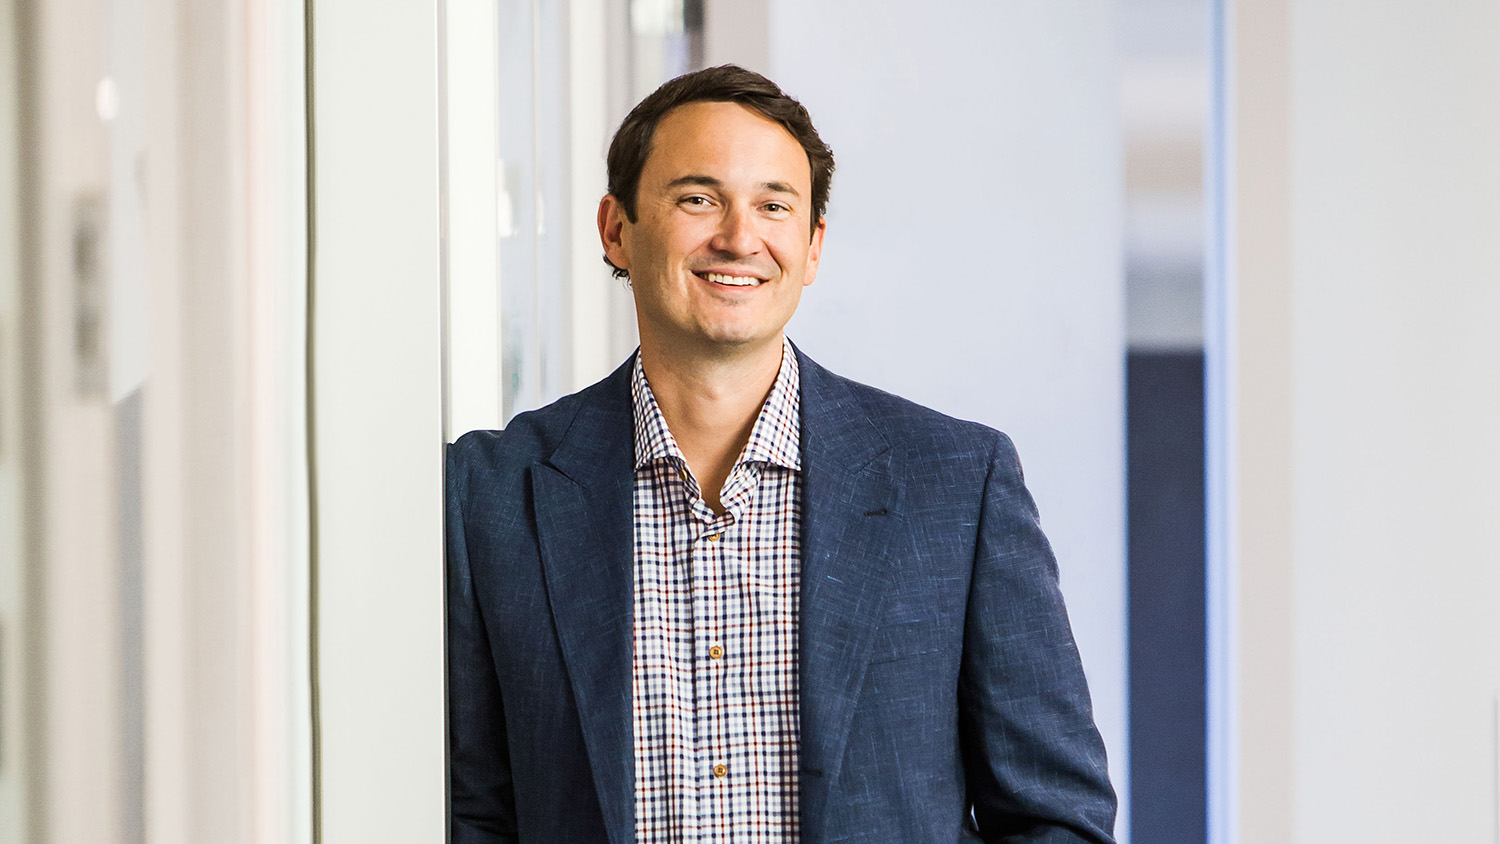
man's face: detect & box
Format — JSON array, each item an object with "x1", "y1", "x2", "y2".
[{"x1": 599, "y1": 101, "x2": 825, "y2": 359}]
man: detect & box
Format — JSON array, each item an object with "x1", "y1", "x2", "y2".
[{"x1": 447, "y1": 65, "x2": 1116, "y2": 844}]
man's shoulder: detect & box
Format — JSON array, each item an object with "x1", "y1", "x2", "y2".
[
  {"x1": 451, "y1": 392, "x2": 580, "y2": 465},
  {"x1": 801, "y1": 351, "x2": 1013, "y2": 462},
  {"x1": 828, "y1": 370, "x2": 997, "y2": 436},
  {"x1": 448, "y1": 360, "x2": 630, "y2": 480}
]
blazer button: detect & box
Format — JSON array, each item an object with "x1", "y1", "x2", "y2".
[
  {"x1": 712, "y1": 763, "x2": 728, "y2": 778},
  {"x1": 709, "y1": 645, "x2": 724, "y2": 659}
]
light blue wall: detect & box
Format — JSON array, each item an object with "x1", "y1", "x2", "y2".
[{"x1": 761, "y1": 2, "x2": 1129, "y2": 835}]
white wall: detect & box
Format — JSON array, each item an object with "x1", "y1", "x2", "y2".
[
  {"x1": 761, "y1": 1, "x2": 1130, "y2": 833},
  {"x1": 1230, "y1": 1, "x2": 1500, "y2": 841}
]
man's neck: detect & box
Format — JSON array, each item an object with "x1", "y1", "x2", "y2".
[{"x1": 638, "y1": 335, "x2": 786, "y2": 513}]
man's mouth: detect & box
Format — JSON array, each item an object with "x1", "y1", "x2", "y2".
[{"x1": 696, "y1": 271, "x2": 766, "y2": 287}]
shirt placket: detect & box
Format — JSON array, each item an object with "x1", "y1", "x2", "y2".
[
  {"x1": 690, "y1": 471, "x2": 748, "y2": 843},
  {"x1": 631, "y1": 344, "x2": 800, "y2": 843}
]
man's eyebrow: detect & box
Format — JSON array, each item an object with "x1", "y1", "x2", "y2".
[
  {"x1": 760, "y1": 180, "x2": 801, "y2": 198},
  {"x1": 664, "y1": 174, "x2": 723, "y2": 190},
  {"x1": 662, "y1": 175, "x2": 802, "y2": 198}
]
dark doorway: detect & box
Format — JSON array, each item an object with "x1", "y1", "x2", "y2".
[{"x1": 1127, "y1": 350, "x2": 1207, "y2": 844}]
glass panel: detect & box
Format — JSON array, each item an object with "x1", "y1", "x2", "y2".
[
  {"x1": 495, "y1": 0, "x2": 574, "y2": 423},
  {"x1": 444, "y1": 0, "x2": 707, "y2": 432}
]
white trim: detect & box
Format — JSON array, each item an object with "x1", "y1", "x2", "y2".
[
  {"x1": 0, "y1": 1, "x2": 30, "y2": 839},
  {"x1": 245, "y1": 1, "x2": 313, "y2": 841}
]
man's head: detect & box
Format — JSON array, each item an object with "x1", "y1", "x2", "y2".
[
  {"x1": 604, "y1": 65, "x2": 834, "y2": 278},
  {"x1": 598, "y1": 67, "x2": 834, "y2": 360}
]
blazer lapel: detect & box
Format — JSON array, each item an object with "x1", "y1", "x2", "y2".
[
  {"x1": 531, "y1": 360, "x2": 637, "y2": 844},
  {"x1": 795, "y1": 348, "x2": 907, "y2": 843}
]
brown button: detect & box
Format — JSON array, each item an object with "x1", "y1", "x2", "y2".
[
  {"x1": 704, "y1": 532, "x2": 721, "y2": 542},
  {"x1": 712, "y1": 763, "x2": 728, "y2": 778},
  {"x1": 709, "y1": 645, "x2": 724, "y2": 659},
  {"x1": 677, "y1": 467, "x2": 690, "y2": 482}
]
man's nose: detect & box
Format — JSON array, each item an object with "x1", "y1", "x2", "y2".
[{"x1": 709, "y1": 205, "x2": 759, "y2": 256}]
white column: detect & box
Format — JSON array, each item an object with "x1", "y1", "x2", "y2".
[{"x1": 310, "y1": 2, "x2": 446, "y2": 841}]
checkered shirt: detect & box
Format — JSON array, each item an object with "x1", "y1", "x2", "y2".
[{"x1": 630, "y1": 343, "x2": 803, "y2": 844}]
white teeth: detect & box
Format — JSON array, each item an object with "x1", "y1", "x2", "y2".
[{"x1": 704, "y1": 272, "x2": 760, "y2": 287}]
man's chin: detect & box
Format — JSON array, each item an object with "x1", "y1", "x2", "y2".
[{"x1": 678, "y1": 326, "x2": 785, "y2": 359}]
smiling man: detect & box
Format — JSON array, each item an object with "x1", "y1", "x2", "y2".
[{"x1": 447, "y1": 65, "x2": 1117, "y2": 844}]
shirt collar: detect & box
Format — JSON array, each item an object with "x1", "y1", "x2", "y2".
[{"x1": 631, "y1": 338, "x2": 802, "y2": 472}]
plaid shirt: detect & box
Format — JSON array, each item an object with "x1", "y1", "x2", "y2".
[{"x1": 630, "y1": 343, "x2": 803, "y2": 844}]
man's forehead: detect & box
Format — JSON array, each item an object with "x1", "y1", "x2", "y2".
[
  {"x1": 658, "y1": 99, "x2": 769, "y2": 126},
  {"x1": 642, "y1": 101, "x2": 811, "y2": 187}
]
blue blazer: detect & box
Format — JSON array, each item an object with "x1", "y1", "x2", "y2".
[{"x1": 447, "y1": 347, "x2": 1116, "y2": 844}]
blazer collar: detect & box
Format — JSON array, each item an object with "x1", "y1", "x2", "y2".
[
  {"x1": 543, "y1": 354, "x2": 636, "y2": 488},
  {"x1": 794, "y1": 342, "x2": 889, "y2": 474}
]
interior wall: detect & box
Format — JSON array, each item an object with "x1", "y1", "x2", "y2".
[
  {"x1": 1232, "y1": 1, "x2": 1500, "y2": 841},
  {"x1": 1287, "y1": 1, "x2": 1500, "y2": 840},
  {"x1": 759, "y1": 1, "x2": 1129, "y2": 835}
]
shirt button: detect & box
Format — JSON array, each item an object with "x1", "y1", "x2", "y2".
[
  {"x1": 704, "y1": 532, "x2": 721, "y2": 542},
  {"x1": 709, "y1": 645, "x2": 724, "y2": 659},
  {"x1": 712, "y1": 763, "x2": 728, "y2": 778},
  {"x1": 677, "y1": 467, "x2": 690, "y2": 483}
]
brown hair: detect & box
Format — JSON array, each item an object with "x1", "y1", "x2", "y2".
[{"x1": 604, "y1": 65, "x2": 835, "y2": 279}]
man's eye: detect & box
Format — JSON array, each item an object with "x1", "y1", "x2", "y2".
[
  {"x1": 764, "y1": 203, "x2": 789, "y2": 214},
  {"x1": 682, "y1": 195, "x2": 710, "y2": 206}
]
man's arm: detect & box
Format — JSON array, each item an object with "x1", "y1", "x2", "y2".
[
  {"x1": 447, "y1": 444, "x2": 519, "y2": 844},
  {"x1": 958, "y1": 432, "x2": 1118, "y2": 843}
]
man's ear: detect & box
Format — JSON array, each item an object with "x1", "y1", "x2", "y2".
[
  {"x1": 802, "y1": 216, "x2": 827, "y2": 288},
  {"x1": 598, "y1": 195, "x2": 631, "y2": 272}
]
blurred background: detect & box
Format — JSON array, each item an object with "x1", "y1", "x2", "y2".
[{"x1": 2, "y1": 1, "x2": 1497, "y2": 843}]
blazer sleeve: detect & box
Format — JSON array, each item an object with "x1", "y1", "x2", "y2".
[
  {"x1": 447, "y1": 443, "x2": 520, "y2": 844},
  {"x1": 958, "y1": 432, "x2": 1118, "y2": 843}
]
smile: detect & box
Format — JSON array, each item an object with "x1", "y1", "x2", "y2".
[{"x1": 698, "y1": 271, "x2": 765, "y2": 287}]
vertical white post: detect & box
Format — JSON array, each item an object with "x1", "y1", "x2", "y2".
[
  {"x1": 244, "y1": 1, "x2": 313, "y2": 842},
  {"x1": 0, "y1": 1, "x2": 29, "y2": 839},
  {"x1": 1222, "y1": 1, "x2": 1297, "y2": 841},
  {"x1": 310, "y1": 1, "x2": 446, "y2": 841}
]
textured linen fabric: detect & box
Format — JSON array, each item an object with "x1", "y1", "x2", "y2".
[{"x1": 630, "y1": 343, "x2": 802, "y2": 843}]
